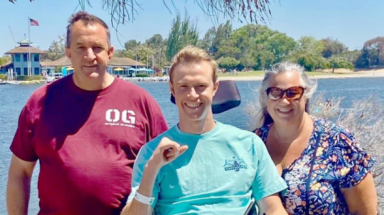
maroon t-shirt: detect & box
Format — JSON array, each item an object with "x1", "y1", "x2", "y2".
[{"x1": 10, "y1": 75, "x2": 168, "y2": 215}]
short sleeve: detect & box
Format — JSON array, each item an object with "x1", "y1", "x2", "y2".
[
  {"x1": 333, "y1": 129, "x2": 374, "y2": 188},
  {"x1": 252, "y1": 135, "x2": 287, "y2": 200},
  {"x1": 127, "y1": 144, "x2": 161, "y2": 207},
  {"x1": 10, "y1": 105, "x2": 38, "y2": 162}
]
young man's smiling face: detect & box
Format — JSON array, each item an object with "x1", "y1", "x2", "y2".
[{"x1": 170, "y1": 60, "x2": 219, "y2": 124}]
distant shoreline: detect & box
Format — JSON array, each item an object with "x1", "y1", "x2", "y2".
[
  {"x1": 3, "y1": 70, "x2": 384, "y2": 84},
  {"x1": 219, "y1": 70, "x2": 384, "y2": 81}
]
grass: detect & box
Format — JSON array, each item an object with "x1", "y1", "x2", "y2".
[{"x1": 218, "y1": 71, "x2": 347, "y2": 77}]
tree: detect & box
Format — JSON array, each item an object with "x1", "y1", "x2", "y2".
[
  {"x1": 124, "y1": 40, "x2": 140, "y2": 51},
  {"x1": 46, "y1": 34, "x2": 66, "y2": 61},
  {"x1": 337, "y1": 50, "x2": 361, "y2": 67},
  {"x1": 199, "y1": 27, "x2": 216, "y2": 53},
  {"x1": 287, "y1": 51, "x2": 325, "y2": 71},
  {"x1": 216, "y1": 46, "x2": 241, "y2": 59},
  {"x1": 328, "y1": 57, "x2": 354, "y2": 72},
  {"x1": 297, "y1": 36, "x2": 324, "y2": 55},
  {"x1": 145, "y1": 34, "x2": 168, "y2": 67},
  {"x1": 133, "y1": 45, "x2": 156, "y2": 66},
  {"x1": 265, "y1": 32, "x2": 297, "y2": 63},
  {"x1": 286, "y1": 36, "x2": 326, "y2": 71},
  {"x1": 321, "y1": 37, "x2": 348, "y2": 58},
  {"x1": 0, "y1": 56, "x2": 11, "y2": 66},
  {"x1": 217, "y1": 57, "x2": 239, "y2": 70},
  {"x1": 356, "y1": 37, "x2": 384, "y2": 68},
  {"x1": 239, "y1": 53, "x2": 257, "y2": 70},
  {"x1": 113, "y1": 49, "x2": 128, "y2": 57},
  {"x1": 166, "y1": 13, "x2": 199, "y2": 61},
  {"x1": 255, "y1": 50, "x2": 275, "y2": 70},
  {"x1": 200, "y1": 21, "x2": 232, "y2": 55},
  {"x1": 145, "y1": 34, "x2": 164, "y2": 49}
]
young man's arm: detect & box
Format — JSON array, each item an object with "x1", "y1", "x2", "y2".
[
  {"x1": 121, "y1": 137, "x2": 188, "y2": 215},
  {"x1": 251, "y1": 134, "x2": 288, "y2": 215},
  {"x1": 121, "y1": 162, "x2": 159, "y2": 215},
  {"x1": 257, "y1": 194, "x2": 287, "y2": 215},
  {"x1": 7, "y1": 154, "x2": 36, "y2": 215}
]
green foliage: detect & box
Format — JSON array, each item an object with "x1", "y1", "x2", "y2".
[
  {"x1": 199, "y1": 21, "x2": 232, "y2": 55},
  {"x1": 116, "y1": 16, "x2": 381, "y2": 72},
  {"x1": 265, "y1": 32, "x2": 298, "y2": 62},
  {"x1": 47, "y1": 34, "x2": 66, "y2": 61},
  {"x1": 328, "y1": 57, "x2": 354, "y2": 71},
  {"x1": 145, "y1": 34, "x2": 168, "y2": 67},
  {"x1": 0, "y1": 74, "x2": 7, "y2": 80},
  {"x1": 125, "y1": 40, "x2": 140, "y2": 50},
  {"x1": 0, "y1": 56, "x2": 11, "y2": 66},
  {"x1": 114, "y1": 46, "x2": 156, "y2": 66},
  {"x1": 135, "y1": 74, "x2": 149, "y2": 77},
  {"x1": 216, "y1": 46, "x2": 241, "y2": 59},
  {"x1": 166, "y1": 13, "x2": 199, "y2": 61},
  {"x1": 217, "y1": 57, "x2": 239, "y2": 70},
  {"x1": 288, "y1": 52, "x2": 325, "y2": 71},
  {"x1": 213, "y1": 25, "x2": 297, "y2": 70},
  {"x1": 16, "y1": 75, "x2": 43, "y2": 81},
  {"x1": 336, "y1": 50, "x2": 361, "y2": 66},
  {"x1": 55, "y1": 67, "x2": 62, "y2": 73},
  {"x1": 113, "y1": 49, "x2": 127, "y2": 57},
  {"x1": 355, "y1": 37, "x2": 384, "y2": 68},
  {"x1": 321, "y1": 37, "x2": 348, "y2": 58},
  {"x1": 297, "y1": 36, "x2": 325, "y2": 55}
]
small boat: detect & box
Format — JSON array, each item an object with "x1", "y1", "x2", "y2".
[{"x1": 6, "y1": 81, "x2": 20, "y2": 85}]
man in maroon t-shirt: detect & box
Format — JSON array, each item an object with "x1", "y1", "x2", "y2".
[{"x1": 6, "y1": 11, "x2": 167, "y2": 215}]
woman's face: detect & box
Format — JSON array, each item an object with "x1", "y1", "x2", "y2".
[{"x1": 266, "y1": 70, "x2": 307, "y2": 126}]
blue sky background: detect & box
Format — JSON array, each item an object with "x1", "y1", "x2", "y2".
[{"x1": 0, "y1": 0, "x2": 382, "y2": 55}]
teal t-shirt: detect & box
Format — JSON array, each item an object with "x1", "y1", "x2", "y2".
[{"x1": 128, "y1": 121, "x2": 287, "y2": 215}]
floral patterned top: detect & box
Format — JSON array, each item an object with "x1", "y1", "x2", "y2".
[{"x1": 254, "y1": 116, "x2": 374, "y2": 215}]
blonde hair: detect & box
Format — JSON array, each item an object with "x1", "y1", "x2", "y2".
[{"x1": 169, "y1": 45, "x2": 218, "y2": 83}]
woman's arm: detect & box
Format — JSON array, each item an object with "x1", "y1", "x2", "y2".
[{"x1": 340, "y1": 173, "x2": 377, "y2": 215}]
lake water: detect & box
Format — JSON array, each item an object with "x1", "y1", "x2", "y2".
[{"x1": 1, "y1": 77, "x2": 383, "y2": 214}]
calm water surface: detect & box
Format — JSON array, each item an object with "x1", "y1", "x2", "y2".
[{"x1": 0, "y1": 77, "x2": 383, "y2": 214}]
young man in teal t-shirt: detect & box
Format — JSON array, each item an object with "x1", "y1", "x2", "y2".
[{"x1": 122, "y1": 46, "x2": 287, "y2": 215}]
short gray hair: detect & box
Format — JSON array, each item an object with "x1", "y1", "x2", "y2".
[{"x1": 256, "y1": 62, "x2": 318, "y2": 127}]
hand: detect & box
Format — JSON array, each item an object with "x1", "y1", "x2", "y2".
[{"x1": 148, "y1": 137, "x2": 188, "y2": 170}]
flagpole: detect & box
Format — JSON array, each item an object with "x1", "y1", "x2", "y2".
[{"x1": 28, "y1": 17, "x2": 31, "y2": 76}]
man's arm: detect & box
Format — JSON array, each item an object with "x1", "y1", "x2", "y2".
[
  {"x1": 256, "y1": 194, "x2": 287, "y2": 215},
  {"x1": 121, "y1": 137, "x2": 188, "y2": 215},
  {"x1": 7, "y1": 154, "x2": 36, "y2": 215},
  {"x1": 121, "y1": 162, "x2": 158, "y2": 215}
]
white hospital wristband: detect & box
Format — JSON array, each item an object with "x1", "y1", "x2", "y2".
[{"x1": 134, "y1": 191, "x2": 155, "y2": 206}]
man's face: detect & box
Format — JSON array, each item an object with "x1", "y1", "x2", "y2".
[
  {"x1": 65, "y1": 21, "x2": 113, "y2": 84},
  {"x1": 169, "y1": 61, "x2": 219, "y2": 123}
]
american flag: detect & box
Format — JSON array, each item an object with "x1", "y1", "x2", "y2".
[{"x1": 29, "y1": 18, "x2": 39, "y2": 26}]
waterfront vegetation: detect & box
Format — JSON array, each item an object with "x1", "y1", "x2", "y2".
[
  {"x1": 217, "y1": 71, "x2": 350, "y2": 77},
  {"x1": 2, "y1": 17, "x2": 379, "y2": 77}
]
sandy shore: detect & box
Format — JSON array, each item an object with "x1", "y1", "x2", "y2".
[{"x1": 218, "y1": 69, "x2": 384, "y2": 81}]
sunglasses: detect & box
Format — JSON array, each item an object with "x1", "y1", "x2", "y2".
[{"x1": 265, "y1": 86, "x2": 305, "y2": 101}]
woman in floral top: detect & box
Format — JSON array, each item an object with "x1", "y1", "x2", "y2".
[{"x1": 253, "y1": 62, "x2": 377, "y2": 215}]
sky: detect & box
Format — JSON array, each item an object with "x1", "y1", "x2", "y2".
[{"x1": 0, "y1": 0, "x2": 383, "y2": 55}]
